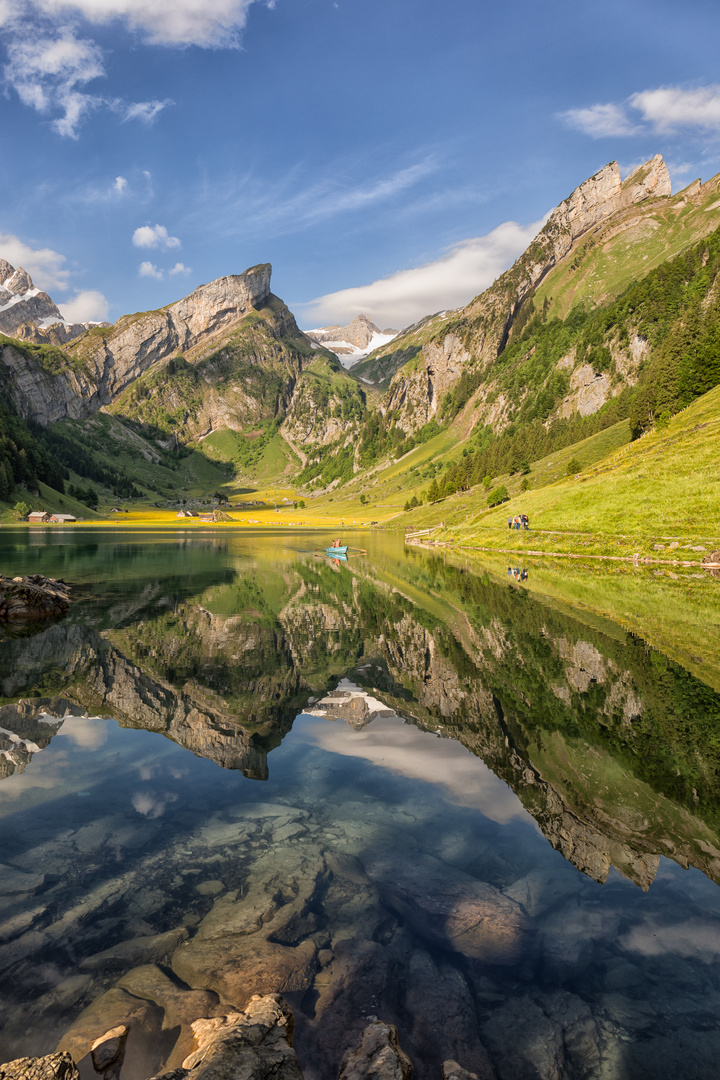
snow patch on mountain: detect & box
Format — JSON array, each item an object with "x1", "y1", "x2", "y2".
[
  {"x1": 304, "y1": 314, "x2": 398, "y2": 369},
  {"x1": 0, "y1": 258, "x2": 64, "y2": 335},
  {"x1": 0, "y1": 258, "x2": 110, "y2": 343}
]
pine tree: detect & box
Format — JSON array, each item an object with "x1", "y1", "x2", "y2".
[{"x1": 0, "y1": 460, "x2": 11, "y2": 501}]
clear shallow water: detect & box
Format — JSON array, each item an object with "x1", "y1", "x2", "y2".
[{"x1": 1, "y1": 531, "x2": 720, "y2": 1080}]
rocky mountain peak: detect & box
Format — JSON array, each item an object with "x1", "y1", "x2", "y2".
[
  {"x1": 0, "y1": 262, "x2": 34, "y2": 295},
  {"x1": 542, "y1": 154, "x2": 671, "y2": 265},
  {"x1": 622, "y1": 153, "x2": 672, "y2": 203},
  {"x1": 0, "y1": 258, "x2": 64, "y2": 337}
]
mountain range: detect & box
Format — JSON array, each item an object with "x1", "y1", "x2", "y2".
[{"x1": 1, "y1": 152, "x2": 720, "y2": 519}]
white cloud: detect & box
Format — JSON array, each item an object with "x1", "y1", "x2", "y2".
[
  {"x1": 32, "y1": 0, "x2": 259, "y2": 47},
  {"x1": 139, "y1": 260, "x2": 163, "y2": 279},
  {"x1": 3, "y1": 28, "x2": 105, "y2": 138},
  {"x1": 620, "y1": 916, "x2": 720, "y2": 960},
  {"x1": 1, "y1": 8, "x2": 180, "y2": 136},
  {"x1": 113, "y1": 175, "x2": 127, "y2": 194},
  {"x1": 302, "y1": 714, "x2": 530, "y2": 825},
  {"x1": 631, "y1": 85, "x2": 720, "y2": 133},
  {"x1": 561, "y1": 84, "x2": 720, "y2": 140},
  {"x1": 559, "y1": 102, "x2": 638, "y2": 139},
  {"x1": 131, "y1": 789, "x2": 178, "y2": 818},
  {"x1": 0, "y1": 232, "x2": 69, "y2": 291},
  {"x1": 60, "y1": 288, "x2": 109, "y2": 322},
  {"x1": 115, "y1": 97, "x2": 172, "y2": 123},
  {"x1": 169, "y1": 261, "x2": 191, "y2": 275},
  {"x1": 302, "y1": 161, "x2": 436, "y2": 220},
  {"x1": 300, "y1": 217, "x2": 545, "y2": 330},
  {"x1": 192, "y1": 156, "x2": 440, "y2": 242},
  {"x1": 57, "y1": 715, "x2": 107, "y2": 749},
  {"x1": 132, "y1": 223, "x2": 181, "y2": 249}
]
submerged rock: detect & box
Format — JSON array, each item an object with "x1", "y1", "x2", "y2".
[
  {"x1": 57, "y1": 988, "x2": 165, "y2": 1076},
  {"x1": 90, "y1": 1026, "x2": 128, "y2": 1080},
  {"x1": 117, "y1": 965, "x2": 226, "y2": 1070},
  {"x1": 0, "y1": 577, "x2": 70, "y2": 622},
  {"x1": 364, "y1": 852, "x2": 533, "y2": 965},
  {"x1": 79, "y1": 929, "x2": 188, "y2": 973},
  {"x1": 171, "y1": 846, "x2": 326, "y2": 1008}
]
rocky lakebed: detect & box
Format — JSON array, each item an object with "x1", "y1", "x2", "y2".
[{"x1": 1, "y1": 531, "x2": 720, "y2": 1080}]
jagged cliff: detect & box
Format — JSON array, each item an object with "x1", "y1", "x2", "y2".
[
  {"x1": 0, "y1": 265, "x2": 276, "y2": 427},
  {"x1": 360, "y1": 155, "x2": 720, "y2": 438},
  {"x1": 376, "y1": 156, "x2": 675, "y2": 432},
  {"x1": 0, "y1": 264, "x2": 368, "y2": 477}
]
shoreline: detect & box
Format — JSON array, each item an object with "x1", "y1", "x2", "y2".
[{"x1": 404, "y1": 537, "x2": 720, "y2": 570}]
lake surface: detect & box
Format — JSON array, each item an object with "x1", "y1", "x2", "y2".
[{"x1": 1, "y1": 528, "x2": 720, "y2": 1080}]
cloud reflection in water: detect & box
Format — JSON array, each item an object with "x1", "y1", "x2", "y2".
[{"x1": 299, "y1": 712, "x2": 534, "y2": 826}]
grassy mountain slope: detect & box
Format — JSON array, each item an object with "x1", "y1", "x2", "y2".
[
  {"x1": 403, "y1": 381, "x2": 720, "y2": 551},
  {"x1": 339, "y1": 162, "x2": 720, "y2": 474},
  {"x1": 300, "y1": 212, "x2": 720, "y2": 521}
]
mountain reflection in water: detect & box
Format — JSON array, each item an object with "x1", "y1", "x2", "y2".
[{"x1": 1, "y1": 531, "x2": 720, "y2": 1080}]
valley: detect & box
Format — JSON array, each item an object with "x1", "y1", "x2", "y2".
[{"x1": 1, "y1": 152, "x2": 720, "y2": 571}]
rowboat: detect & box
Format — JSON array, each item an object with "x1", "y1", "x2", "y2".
[{"x1": 325, "y1": 545, "x2": 348, "y2": 555}]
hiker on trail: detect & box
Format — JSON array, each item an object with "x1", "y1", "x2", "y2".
[
  {"x1": 508, "y1": 517, "x2": 512, "y2": 530},
  {"x1": 522, "y1": 514, "x2": 529, "y2": 530}
]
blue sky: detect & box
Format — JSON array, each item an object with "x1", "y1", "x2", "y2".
[{"x1": 3, "y1": 0, "x2": 720, "y2": 329}]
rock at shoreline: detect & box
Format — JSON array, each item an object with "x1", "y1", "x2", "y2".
[
  {"x1": 0, "y1": 577, "x2": 71, "y2": 622},
  {"x1": 0, "y1": 1053, "x2": 78, "y2": 1080},
  {"x1": 338, "y1": 1022, "x2": 413, "y2": 1080},
  {"x1": 150, "y1": 995, "x2": 303, "y2": 1080},
  {"x1": 703, "y1": 550, "x2": 720, "y2": 578},
  {"x1": 4, "y1": 1000, "x2": 493, "y2": 1080}
]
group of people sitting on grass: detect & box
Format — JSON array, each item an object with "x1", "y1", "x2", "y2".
[
  {"x1": 508, "y1": 514, "x2": 530, "y2": 530},
  {"x1": 507, "y1": 567, "x2": 529, "y2": 581}
]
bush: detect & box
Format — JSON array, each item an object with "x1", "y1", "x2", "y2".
[
  {"x1": 487, "y1": 485, "x2": 509, "y2": 507},
  {"x1": 566, "y1": 457, "x2": 581, "y2": 475}
]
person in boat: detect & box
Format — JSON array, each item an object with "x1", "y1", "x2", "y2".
[{"x1": 331, "y1": 538, "x2": 343, "y2": 548}]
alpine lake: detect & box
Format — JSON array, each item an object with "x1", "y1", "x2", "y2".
[{"x1": 1, "y1": 527, "x2": 720, "y2": 1080}]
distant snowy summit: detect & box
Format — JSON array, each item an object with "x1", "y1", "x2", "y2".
[
  {"x1": 305, "y1": 313, "x2": 397, "y2": 368},
  {"x1": 0, "y1": 259, "x2": 64, "y2": 336},
  {"x1": 0, "y1": 259, "x2": 109, "y2": 344}
]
